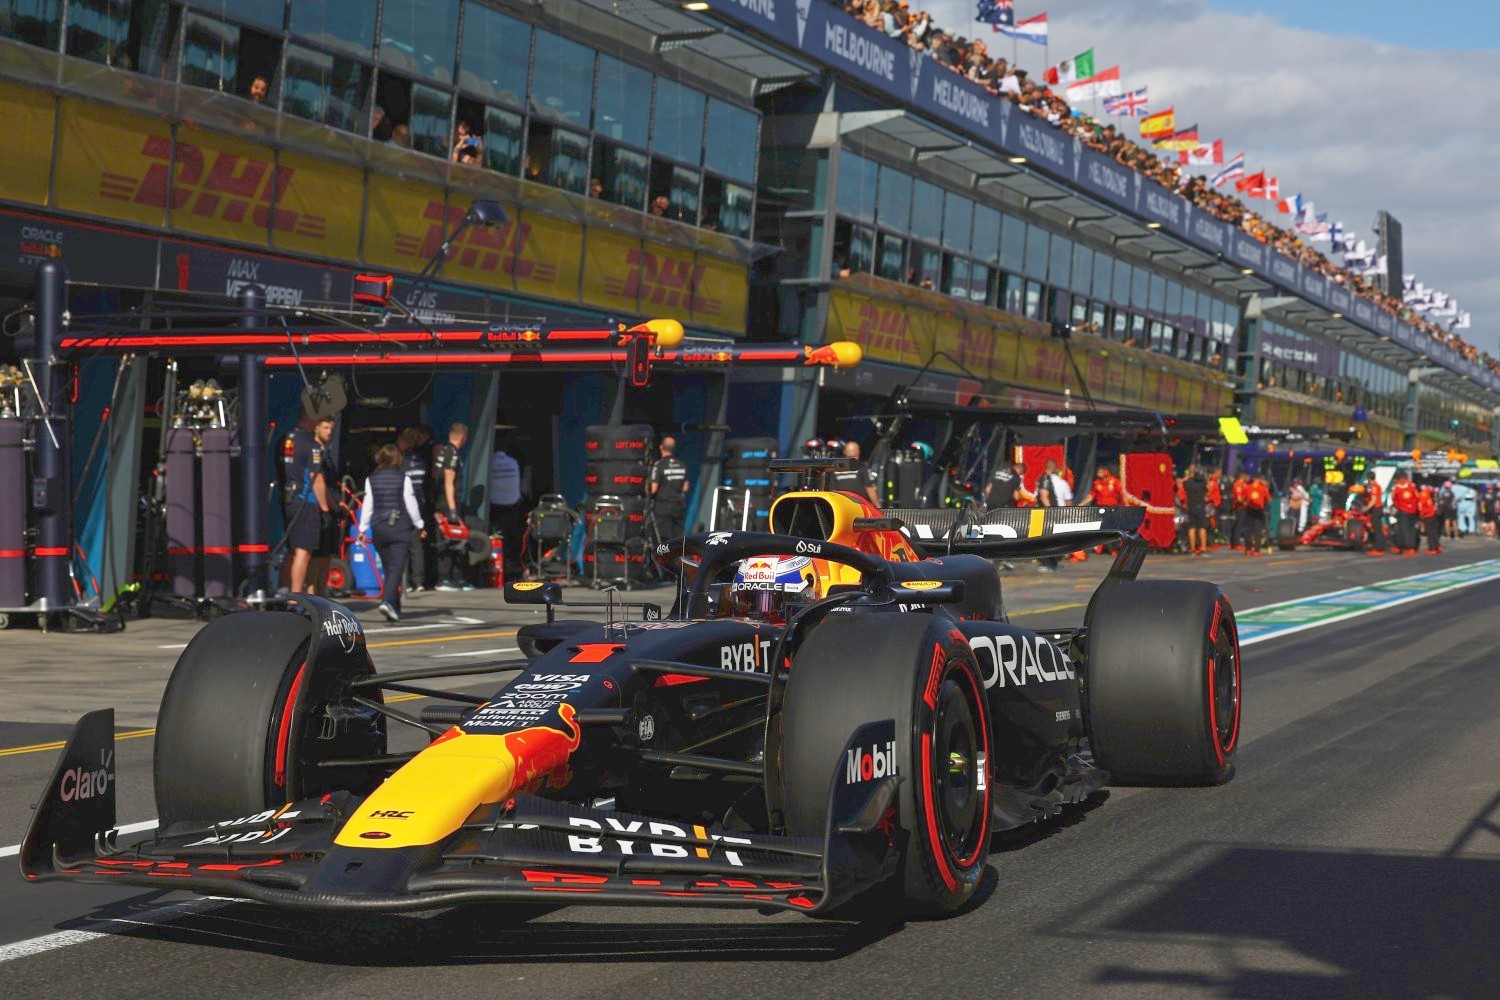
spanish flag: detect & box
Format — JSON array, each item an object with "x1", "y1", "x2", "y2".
[{"x1": 1140, "y1": 107, "x2": 1174, "y2": 140}]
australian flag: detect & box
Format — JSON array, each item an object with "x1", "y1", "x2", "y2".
[{"x1": 976, "y1": 0, "x2": 1014, "y2": 27}]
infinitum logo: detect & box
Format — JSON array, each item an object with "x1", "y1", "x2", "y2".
[{"x1": 98, "y1": 136, "x2": 326, "y2": 240}]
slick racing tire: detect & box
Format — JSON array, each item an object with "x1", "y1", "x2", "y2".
[
  {"x1": 781, "y1": 614, "x2": 991, "y2": 918},
  {"x1": 583, "y1": 461, "x2": 648, "y2": 497},
  {"x1": 1085, "y1": 581, "x2": 1240, "y2": 786},
  {"x1": 1276, "y1": 519, "x2": 1297, "y2": 551},
  {"x1": 1344, "y1": 518, "x2": 1367, "y2": 551},
  {"x1": 154, "y1": 611, "x2": 386, "y2": 827},
  {"x1": 583, "y1": 423, "x2": 654, "y2": 461},
  {"x1": 324, "y1": 557, "x2": 352, "y2": 595}
]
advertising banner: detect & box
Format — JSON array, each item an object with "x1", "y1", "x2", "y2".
[
  {"x1": 581, "y1": 229, "x2": 644, "y2": 316},
  {"x1": 0, "y1": 208, "x2": 157, "y2": 288},
  {"x1": 510, "y1": 210, "x2": 580, "y2": 302},
  {"x1": 0, "y1": 81, "x2": 54, "y2": 206},
  {"x1": 363, "y1": 173, "x2": 450, "y2": 274},
  {"x1": 53, "y1": 100, "x2": 168, "y2": 229},
  {"x1": 694, "y1": 253, "x2": 750, "y2": 333},
  {"x1": 161, "y1": 240, "x2": 351, "y2": 308},
  {"x1": 272, "y1": 149, "x2": 362, "y2": 261}
]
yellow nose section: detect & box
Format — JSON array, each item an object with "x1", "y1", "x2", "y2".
[{"x1": 334, "y1": 732, "x2": 519, "y2": 849}]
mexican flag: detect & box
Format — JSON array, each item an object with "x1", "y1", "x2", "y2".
[{"x1": 1044, "y1": 49, "x2": 1094, "y2": 87}]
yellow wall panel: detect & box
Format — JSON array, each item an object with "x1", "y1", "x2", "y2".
[
  {"x1": 166, "y1": 128, "x2": 278, "y2": 246},
  {"x1": 693, "y1": 253, "x2": 748, "y2": 333},
  {"x1": 581, "y1": 229, "x2": 642, "y2": 315},
  {"x1": 511, "y1": 211, "x2": 581, "y2": 301},
  {"x1": 0, "y1": 82, "x2": 54, "y2": 205},
  {"x1": 271, "y1": 150, "x2": 363, "y2": 261},
  {"x1": 363, "y1": 173, "x2": 449, "y2": 274},
  {"x1": 53, "y1": 100, "x2": 168, "y2": 228}
]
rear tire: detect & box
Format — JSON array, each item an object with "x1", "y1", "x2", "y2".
[
  {"x1": 325, "y1": 557, "x2": 352, "y2": 594},
  {"x1": 154, "y1": 611, "x2": 386, "y2": 826},
  {"x1": 780, "y1": 614, "x2": 991, "y2": 917},
  {"x1": 1085, "y1": 581, "x2": 1240, "y2": 786},
  {"x1": 1345, "y1": 518, "x2": 1368, "y2": 551},
  {"x1": 1276, "y1": 519, "x2": 1297, "y2": 550}
]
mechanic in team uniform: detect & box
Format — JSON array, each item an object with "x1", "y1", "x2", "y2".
[
  {"x1": 1181, "y1": 465, "x2": 1210, "y2": 555},
  {"x1": 985, "y1": 458, "x2": 1026, "y2": 508},
  {"x1": 1360, "y1": 470, "x2": 1386, "y2": 555},
  {"x1": 1390, "y1": 470, "x2": 1419, "y2": 554},
  {"x1": 432, "y1": 422, "x2": 469, "y2": 591},
  {"x1": 827, "y1": 440, "x2": 878, "y2": 503},
  {"x1": 1227, "y1": 470, "x2": 1251, "y2": 549},
  {"x1": 1288, "y1": 478, "x2": 1310, "y2": 534},
  {"x1": 398, "y1": 426, "x2": 432, "y2": 591},
  {"x1": 281, "y1": 415, "x2": 336, "y2": 594},
  {"x1": 357, "y1": 444, "x2": 425, "y2": 622},
  {"x1": 1419, "y1": 483, "x2": 1442, "y2": 554},
  {"x1": 1242, "y1": 473, "x2": 1270, "y2": 556},
  {"x1": 649, "y1": 435, "x2": 691, "y2": 542},
  {"x1": 1035, "y1": 459, "x2": 1072, "y2": 573}
]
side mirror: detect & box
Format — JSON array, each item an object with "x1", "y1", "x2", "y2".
[{"x1": 506, "y1": 580, "x2": 562, "y2": 606}]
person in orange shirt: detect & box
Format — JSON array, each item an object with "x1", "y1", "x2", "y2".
[
  {"x1": 1242, "y1": 473, "x2": 1271, "y2": 555},
  {"x1": 1085, "y1": 465, "x2": 1122, "y2": 506},
  {"x1": 1418, "y1": 484, "x2": 1442, "y2": 554},
  {"x1": 1229, "y1": 471, "x2": 1252, "y2": 550},
  {"x1": 1360, "y1": 470, "x2": 1386, "y2": 555},
  {"x1": 1206, "y1": 469, "x2": 1224, "y2": 547},
  {"x1": 1389, "y1": 471, "x2": 1420, "y2": 554}
]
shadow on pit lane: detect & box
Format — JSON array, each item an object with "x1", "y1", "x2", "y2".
[
  {"x1": 62, "y1": 897, "x2": 911, "y2": 964},
  {"x1": 1091, "y1": 844, "x2": 1500, "y2": 998}
]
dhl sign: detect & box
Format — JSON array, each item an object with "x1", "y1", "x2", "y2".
[
  {"x1": 603, "y1": 248, "x2": 722, "y2": 317},
  {"x1": 392, "y1": 199, "x2": 551, "y2": 284}
]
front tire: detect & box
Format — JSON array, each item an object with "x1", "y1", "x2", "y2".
[
  {"x1": 780, "y1": 614, "x2": 991, "y2": 917},
  {"x1": 1085, "y1": 581, "x2": 1240, "y2": 786}
]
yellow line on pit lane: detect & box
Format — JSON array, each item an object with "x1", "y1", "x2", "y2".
[
  {"x1": 0, "y1": 630, "x2": 520, "y2": 759},
  {"x1": 1009, "y1": 602, "x2": 1087, "y2": 616}
]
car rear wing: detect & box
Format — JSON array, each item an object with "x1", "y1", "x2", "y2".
[{"x1": 870, "y1": 505, "x2": 1147, "y2": 560}]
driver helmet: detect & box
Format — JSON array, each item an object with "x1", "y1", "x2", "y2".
[{"x1": 728, "y1": 555, "x2": 815, "y2": 622}]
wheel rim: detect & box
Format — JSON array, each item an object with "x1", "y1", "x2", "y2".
[
  {"x1": 927, "y1": 666, "x2": 988, "y2": 869},
  {"x1": 1209, "y1": 610, "x2": 1241, "y2": 757}
]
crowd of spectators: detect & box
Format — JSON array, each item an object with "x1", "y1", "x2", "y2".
[{"x1": 833, "y1": 0, "x2": 1494, "y2": 377}]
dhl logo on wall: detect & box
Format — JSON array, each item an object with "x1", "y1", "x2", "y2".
[{"x1": 28, "y1": 91, "x2": 749, "y2": 333}]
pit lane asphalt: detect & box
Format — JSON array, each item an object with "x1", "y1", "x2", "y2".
[{"x1": 2, "y1": 543, "x2": 1499, "y2": 998}]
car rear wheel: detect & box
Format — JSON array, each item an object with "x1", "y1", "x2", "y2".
[
  {"x1": 154, "y1": 611, "x2": 386, "y2": 827},
  {"x1": 1276, "y1": 518, "x2": 1297, "y2": 550},
  {"x1": 780, "y1": 614, "x2": 991, "y2": 917},
  {"x1": 1085, "y1": 581, "x2": 1240, "y2": 786},
  {"x1": 1345, "y1": 518, "x2": 1368, "y2": 551}
]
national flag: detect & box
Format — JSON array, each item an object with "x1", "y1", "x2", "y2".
[
  {"x1": 995, "y1": 12, "x2": 1047, "y2": 44},
  {"x1": 1066, "y1": 65, "x2": 1122, "y2": 102},
  {"x1": 1139, "y1": 107, "x2": 1175, "y2": 139},
  {"x1": 1344, "y1": 240, "x2": 1374, "y2": 267},
  {"x1": 1153, "y1": 125, "x2": 1200, "y2": 152},
  {"x1": 975, "y1": 0, "x2": 1014, "y2": 27},
  {"x1": 1044, "y1": 49, "x2": 1094, "y2": 87},
  {"x1": 1237, "y1": 172, "x2": 1278, "y2": 199},
  {"x1": 1293, "y1": 203, "x2": 1328, "y2": 236},
  {"x1": 1211, "y1": 153, "x2": 1245, "y2": 187},
  {"x1": 1234, "y1": 171, "x2": 1263, "y2": 193},
  {"x1": 1104, "y1": 88, "x2": 1150, "y2": 116},
  {"x1": 1306, "y1": 215, "x2": 1332, "y2": 242},
  {"x1": 1178, "y1": 139, "x2": 1224, "y2": 165},
  {"x1": 1401, "y1": 273, "x2": 1415, "y2": 293},
  {"x1": 1452, "y1": 311, "x2": 1471, "y2": 331},
  {"x1": 1277, "y1": 193, "x2": 1304, "y2": 215},
  {"x1": 1330, "y1": 221, "x2": 1349, "y2": 253}
]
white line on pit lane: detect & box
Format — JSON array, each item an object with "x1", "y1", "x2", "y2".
[
  {"x1": 155, "y1": 643, "x2": 189, "y2": 650},
  {"x1": 0, "y1": 820, "x2": 159, "y2": 860},
  {"x1": 375, "y1": 616, "x2": 487, "y2": 633},
  {"x1": 0, "y1": 896, "x2": 233, "y2": 963},
  {"x1": 432, "y1": 647, "x2": 520, "y2": 658}
]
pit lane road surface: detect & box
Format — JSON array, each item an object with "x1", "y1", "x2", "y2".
[{"x1": 2, "y1": 548, "x2": 1499, "y2": 998}]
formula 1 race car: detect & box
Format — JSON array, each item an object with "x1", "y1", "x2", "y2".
[
  {"x1": 22, "y1": 481, "x2": 1241, "y2": 919},
  {"x1": 1278, "y1": 507, "x2": 1372, "y2": 551}
]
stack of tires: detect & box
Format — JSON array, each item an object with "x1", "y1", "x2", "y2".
[
  {"x1": 719, "y1": 436, "x2": 778, "y2": 531},
  {"x1": 582, "y1": 424, "x2": 654, "y2": 584}
]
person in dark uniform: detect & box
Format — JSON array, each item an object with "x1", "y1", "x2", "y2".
[
  {"x1": 432, "y1": 422, "x2": 469, "y2": 591},
  {"x1": 649, "y1": 435, "x2": 690, "y2": 542},
  {"x1": 985, "y1": 458, "x2": 1025, "y2": 508},
  {"x1": 1181, "y1": 465, "x2": 1210, "y2": 555},
  {"x1": 397, "y1": 426, "x2": 432, "y2": 592},
  {"x1": 281, "y1": 415, "x2": 335, "y2": 594},
  {"x1": 357, "y1": 444, "x2": 425, "y2": 622},
  {"x1": 828, "y1": 440, "x2": 878, "y2": 503}
]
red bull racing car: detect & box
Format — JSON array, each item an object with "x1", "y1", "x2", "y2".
[{"x1": 22, "y1": 481, "x2": 1241, "y2": 919}]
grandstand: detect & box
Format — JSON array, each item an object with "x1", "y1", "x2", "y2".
[{"x1": 0, "y1": 0, "x2": 1493, "y2": 491}]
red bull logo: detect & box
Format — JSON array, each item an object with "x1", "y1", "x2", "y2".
[
  {"x1": 99, "y1": 136, "x2": 326, "y2": 240},
  {"x1": 606, "y1": 249, "x2": 721, "y2": 315}
]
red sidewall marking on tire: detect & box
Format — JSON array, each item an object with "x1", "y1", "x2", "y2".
[
  {"x1": 273, "y1": 662, "x2": 307, "y2": 789},
  {"x1": 952, "y1": 656, "x2": 991, "y2": 869},
  {"x1": 919, "y1": 642, "x2": 992, "y2": 891},
  {"x1": 1207, "y1": 654, "x2": 1225, "y2": 768},
  {"x1": 919, "y1": 730, "x2": 957, "y2": 892}
]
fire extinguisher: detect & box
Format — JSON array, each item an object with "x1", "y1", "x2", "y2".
[{"x1": 489, "y1": 535, "x2": 504, "y2": 589}]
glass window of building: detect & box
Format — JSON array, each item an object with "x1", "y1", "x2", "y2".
[
  {"x1": 998, "y1": 217, "x2": 1024, "y2": 273},
  {"x1": 193, "y1": 0, "x2": 282, "y2": 31},
  {"x1": 592, "y1": 142, "x2": 647, "y2": 208},
  {"x1": 913, "y1": 246, "x2": 941, "y2": 288},
  {"x1": 1181, "y1": 287, "x2": 1198, "y2": 333},
  {"x1": 972, "y1": 204, "x2": 1000, "y2": 264},
  {"x1": 66, "y1": 0, "x2": 129, "y2": 65},
  {"x1": 705, "y1": 99, "x2": 758, "y2": 183},
  {"x1": 458, "y1": 1, "x2": 529, "y2": 106},
  {"x1": 1048, "y1": 235, "x2": 1072, "y2": 290},
  {"x1": 875, "y1": 233, "x2": 906, "y2": 281},
  {"x1": 179, "y1": 12, "x2": 238, "y2": 90},
  {"x1": 652, "y1": 77, "x2": 704, "y2": 165},
  {"x1": 666, "y1": 164, "x2": 700, "y2": 223},
  {"x1": 1165, "y1": 280, "x2": 1183, "y2": 319},
  {"x1": 1069, "y1": 242, "x2": 1092, "y2": 296},
  {"x1": 1130, "y1": 313, "x2": 1147, "y2": 344},
  {"x1": 408, "y1": 81, "x2": 453, "y2": 156},
  {"x1": 971, "y1": 264, "x2": 993, "y2": 304},
  {"x1": 1022, "y1": 225, "x2": 1049, "y2": 280},
  {"x1": 703, "y1": 177, "x2": 753, "y2": 237},
  {"x1": 529, "y1": 121, "x2": 590, "y2": 193},
  {"x1": 483, "y1": 106, "x2": 525, "y2": 175},
  {"x1": 1130, "y1": 266, "x2": 1149, "y2": 309},
  {"x1": 911, "y1": 181, "x2": 942, "y2": 243},
  {"x1": 1003, "y1": 273, "x2": 1025, "y2": 315},
  {"x1": 378, "y1": 0, "x2": 457, "y2": 83},
  {"x1": 942, "y1": 194, "x2": 972, "y2": 257},
  {"x1": 290, "y1": 0, "x2": 375, "y2": 56},
  {"x1": 1024, "y1": 280, "x2": 1044, "y2": 320},
  {"x1": 284, "y1": 44, "x2": 369, "y2": 132},
  {"x1": 593, "y1": 55, "x2": 650, "y2": 146},
  {"x1": 877, "y1": 167, "x2": 911, "y2": 233},
  {"x1": 943, "y1": 255, "x2": 969, "y2": 298},
  {"x1": 1224, "y1": 303, "x2": 1241, "y2": 342},
  {"x1": 529, "y1": 30, "x2": 594, "y2": 128},
  {"x1": 3, "y1": 0, "x2": 61, "y2": 48},
  {"x1": 833, "y1": 221, "x2": 874, "y2": 274},
  {"x1": 1110, "y1": 261, "x2": 1131, "y2": 306},
  {"x1": 1092, "y1": 252, "x2": 1112, "y2": 301},
  {"x1": 1112, "y1": 310, "x2": 1129, "y2": 340},
  {"x1": 1090, "y1": 300, "x2": 1108, "y2": 334},
  {"x1": 836, "y1": 152, "x2": 878, "y2": 224}
]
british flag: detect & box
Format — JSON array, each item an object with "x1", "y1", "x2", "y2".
[
  {"x1": 975, "y1": 0, "x2": 1014, "y2": 27},
  {"x1": 1102, "y1": 88, "x2": 1150, "y2": 117}
]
